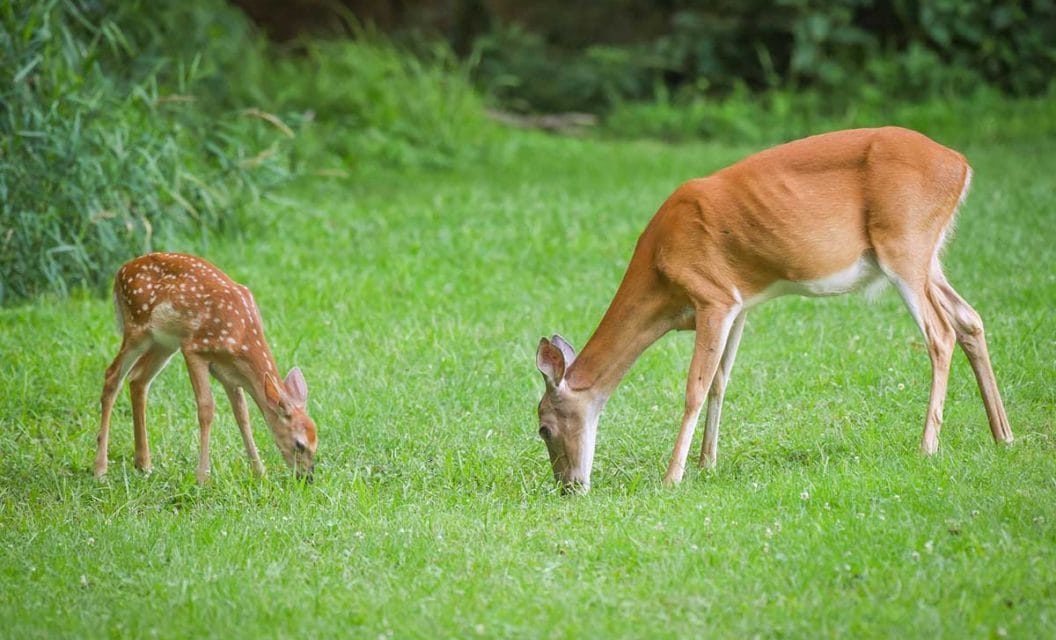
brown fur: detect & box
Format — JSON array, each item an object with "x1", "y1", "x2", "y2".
[
  {"x1": 537, "y1": 127, "x2": 1012, "y2": 491},
  {"x1": 95, "y1": 252, "x2": 318, "y2": 482}
]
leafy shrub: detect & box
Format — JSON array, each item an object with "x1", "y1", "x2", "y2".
[
  {"x1": 265, "y1": 30, "x2": 492, "y2": 170},
  {"x1": 0, "y1": 0, "x2": 295, "y2": 305},
  {"x1": 604, "y1": 84, "x2": 1056, "y2": 146},
  {"x1": 465, "y1": 0, "x2": 1055, "y2": 114},
  {"x1": 470, "y1": 23, "x2": 656, "y2": 114}
]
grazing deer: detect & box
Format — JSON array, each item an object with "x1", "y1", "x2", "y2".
[
  {"x1": 94, "y1": 253, "x2": 318, "y2": 482},
  {"x1": 535, "y1": 127, "x2": 1013, "y2": 492}
]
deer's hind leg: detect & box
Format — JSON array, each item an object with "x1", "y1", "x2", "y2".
[
  {"x1": 95, "y1": 333, "x2": 151, "y2": 478},
  {"x1": 875, "y1": 250, "x2": 956, "y2": 455},
  {"x1": 930, "y1": 268, "x2": 1013, "y2": 444},
  {"x1": 127, "y1": 344, "x2": 177, "y2": 472},
  {"x1": 873, "y1": 195, "x2": 960, "y2": 455}
]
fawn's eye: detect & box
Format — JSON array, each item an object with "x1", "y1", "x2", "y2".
[
  {"x1": 294, "y1": 440, "x2": 307, "y2": 453},
  {"x1": 539, "y1": 425, "x2": 554, "y2": 440}
]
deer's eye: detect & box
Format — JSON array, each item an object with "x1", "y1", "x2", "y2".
[{"x1": 539, "y1": 425, "x2": 554, "y2": 440}]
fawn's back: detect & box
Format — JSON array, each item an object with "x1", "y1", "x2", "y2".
[{"x1": 115, "y1": 253, "x2": 272, "y2": 365}]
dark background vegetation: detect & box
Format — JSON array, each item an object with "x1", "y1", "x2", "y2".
[
  {"x1": 235, "y1": 0, "x2": 1056, "y2": 111},
  {"x1": 2, "y1": 0, "x2": 1054, "y2": 304}
]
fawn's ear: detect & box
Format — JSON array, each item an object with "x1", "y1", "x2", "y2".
[
  {"x1": 265, "y1": 373, "x2": 286, "y2": 409},
  {"x1": 284, "y1": 367, "x2": 308, "y2": 408},
  {"x1": 550, "y1": 334, "x2": 576, "y2": 366},
  {"x1": 536, "y1": 337, "x2": 567, "y2": 388}
]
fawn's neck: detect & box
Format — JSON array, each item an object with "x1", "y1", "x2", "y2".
[{"x1": 236, "y1": 347, "x2": 286, "y2": 424}]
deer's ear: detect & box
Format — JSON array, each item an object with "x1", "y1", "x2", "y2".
[
  {"x1": 550, "y1": 334, "x2": 576, "y2": 366},
  {"x1": 284, "y1": 367, "x2": 308, "y2": 408},
  {"x1": 265, "y1": 373, "x2": 285, "y2": 408},
  {"x1": 536, "y1": 337, "x2": 567, "y2": 388}
]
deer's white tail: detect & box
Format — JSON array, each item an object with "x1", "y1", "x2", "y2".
[
  {"x1": 933, "y1": 165, "x2": 973, "y2": 270},
  {"x1": 958, "y1": 166, "x2": 974, "y2": 209},
  {"x1": 112, "y1": 287, "x2": 124, "y2": 334}
]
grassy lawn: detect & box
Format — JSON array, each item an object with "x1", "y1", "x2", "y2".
[{"x1": 1, "y1": 131, "x2": 1053, "y2": 638}]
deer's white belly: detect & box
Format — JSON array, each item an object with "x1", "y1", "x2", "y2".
[
  {"x1": 744, "y1": 254, "x2": 886, "y2": 309},
  {"x1": 149, "y1": 301, "x2": 197, "y2": 350}
]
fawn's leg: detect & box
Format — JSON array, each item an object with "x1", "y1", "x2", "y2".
[
  {"x1": 222, "y1": 382, "x2": 265, "y2": 476},
  {"x1": 699, "y1": 310, "x2": 747, "y2": 469},
  {"x1": 184, "y1": 353, "x2": 215, "y2": 484},
  {"x1": 664, "y1": 303, "x2": 739, "y2": 486},
  {"x1": 95, "y1": 335, "x2": 149, "y2": 478},
  {"x1": 127, "y1": 345, "x2": 176, "y2": 472},
  {"x1": 931, "y1": 272, "x2": 1013, "y2": 444}
]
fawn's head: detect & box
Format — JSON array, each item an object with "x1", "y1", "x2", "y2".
[
  {"x1": 264, "y1": 367, "x2": 318, "y2": 479},
  {"x1": 535, "y1": 335, "x2": 600, "y2": 494}
]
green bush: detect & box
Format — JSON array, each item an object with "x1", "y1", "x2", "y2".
[
  {"x1": 467, "y1": 0, "x2": 1056, "y2": 114},
  {"x1": 0, "y1": 0, "x2": 295, "y2": 305},
  {"x1": 470, "y1": 23, "x2": 656, "y2": 114},
  {"x1": 604, "y1": 84, "x2": 1056, "y2": 146},
  {"x1": 264, "y1": 31, "x2": 491, "y2": 170}
]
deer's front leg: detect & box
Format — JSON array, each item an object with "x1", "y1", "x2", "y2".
[
  {"x1": 223, "y1": 383, "x2": 265, "y2": 477},
  {"x1": 184, "y1": 354, "x2": 215, "y2": 484},
  {"x1": 700, "y1": 310, "x2": 747, "y2": 469},
  {"x1": 665, "y1": 304, "x2": 739, "y2": 486}
]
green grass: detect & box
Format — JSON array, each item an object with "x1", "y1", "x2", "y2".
[{"x1": 1, "y1": 131, "x2": 1054, "y2": 638}]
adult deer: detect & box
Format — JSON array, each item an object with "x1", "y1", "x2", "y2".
[
  {"x1": 95, "y1": 253, "x2": 318, "y2": 483},
  {"x1": 535, "y1": 127, "x2": 1013, "y2": 492}
]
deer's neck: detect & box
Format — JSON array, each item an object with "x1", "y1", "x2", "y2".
[
  {"x1": 565, "y1": 254, "x2": 674, "y2": 401},
  {"x1": 236, "y1": 348, "x2": 286, "y2": 426}
]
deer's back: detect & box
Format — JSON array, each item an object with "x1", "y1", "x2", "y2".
[
  {"x1": 648, "y1": 127, "x2": 968, "y2": 294},
  {"x1": 114, "y1": 253, "x2": 265, "y2": 355}
]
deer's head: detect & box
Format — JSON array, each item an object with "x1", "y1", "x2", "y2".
[
  {"x1": 535, "y1": 335, "x2": 600, "y2": 493},
  {"x1": 264, "y1": 367, "x2": 318, "y2": 479}
]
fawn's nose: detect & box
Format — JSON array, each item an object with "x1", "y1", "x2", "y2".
[{"x1": 296, "y1": 463, "x2": 315, "y2": 483}]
